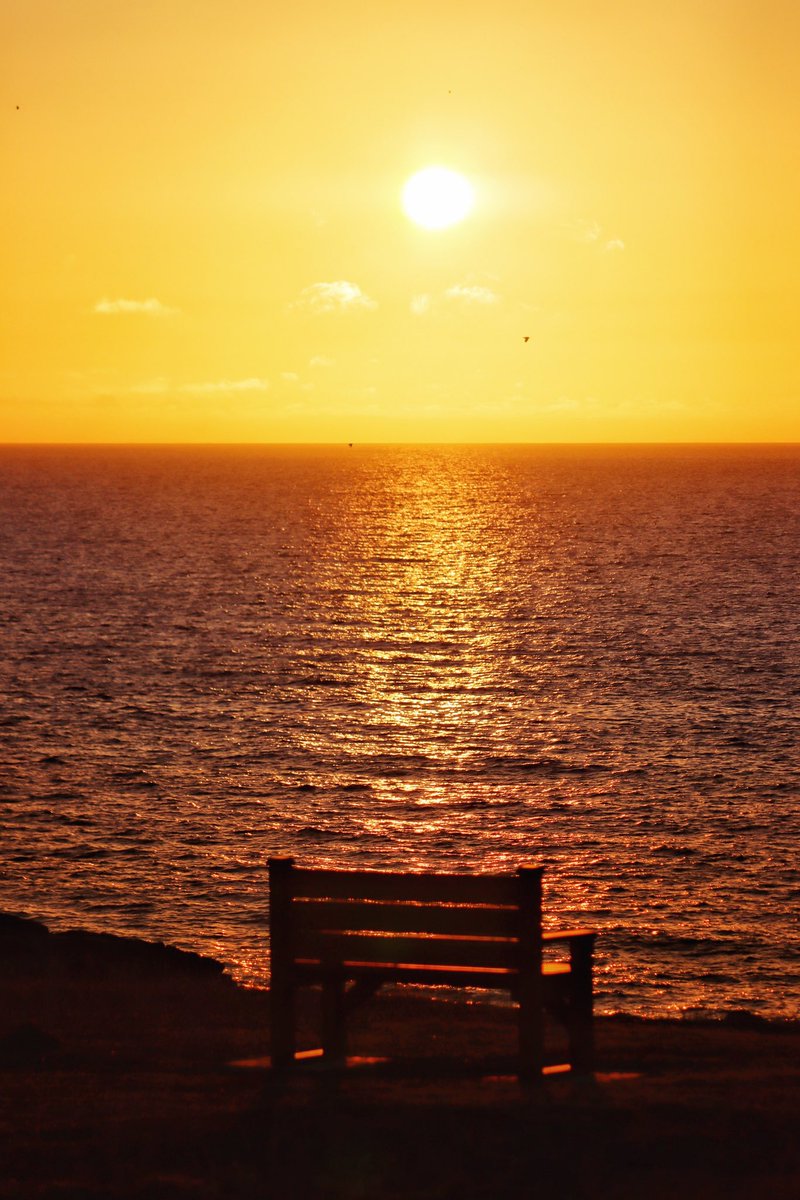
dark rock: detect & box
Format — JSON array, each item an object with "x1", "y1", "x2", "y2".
[
  {"x1": 722, "y1": 1009, "x2": 769, "y2": 1031},
  {"x1": 0, "y1": 1022, "x2": 61, "y2": 1067},
  {"x1": 51, "y1": 929, "x2": 226, "y2": 979},
  {"x1": 1, "y1": 910, "x2": 228, "y2": 981},
  {"x1": 0, "y1": 912, "x2": 49, "y2": 941}
]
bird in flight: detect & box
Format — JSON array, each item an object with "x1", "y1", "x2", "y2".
[{"x1": 523, "y1": 336, "x2": 530, "y2": 343}]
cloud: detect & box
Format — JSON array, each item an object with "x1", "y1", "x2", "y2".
[
  {"x1": 569, "y1": 220, "x2": 625, "y2": 254},
  {"x1": 179, "y1": 378, "x2": 269, "y2": 395},
  {"x1": 572, "y1": 219, "x2": 602, "y2": 244},
  {"x1": 280, "y1": 372, "x2": 300, "y2": 384},
  {"x1": 93, "y1": 297, "x2": 179, "y2": 317},
  {"x1": 309, "y1": 355, "x2": 335, "y2": 368},
  {"x1": 411, "y1": 285, "x2": 500, "y2": 315},
  {"x1": 443, "y1": 284, "x2": 499, "y2": 306},
  {"x1": 290, "y1": 281, "x2": 377, "y2": 315}
]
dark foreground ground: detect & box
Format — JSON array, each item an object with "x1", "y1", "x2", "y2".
[{"x1": 1, "y1": 912, "x2": 798, "y2": 1199}]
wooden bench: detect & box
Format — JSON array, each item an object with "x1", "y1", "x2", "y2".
[{"x1": 268, "y1": 857, "x2": 596, "y2": 1083}]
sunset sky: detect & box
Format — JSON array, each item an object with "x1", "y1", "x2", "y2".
[{"x1": 3, "y1": 0, "x2": 799, "y2": 443}]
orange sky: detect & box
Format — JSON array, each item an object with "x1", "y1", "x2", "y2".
[{"x1": 2, "y1": 0, "x2": 799, "y2": 442}]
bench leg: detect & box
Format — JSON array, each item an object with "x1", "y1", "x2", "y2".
[
  {"x1": 269, "y1": 857, "x2": 298, "y2": 1072},
  {"x1": 321, "y1": 972, "x2": 348, "y2": 1066},
  {"x1": 517, "y1": 976, "x2": 545, "y2": 1086},
  {"x1": 568, "y1": 937, "x2": 595, "y2": 1074},
  {"x1": 270, "y1": 979, "x2": 297, "y2": 1072},
  {"x1": 516, "y1": 866, "x2": 546, "y2": 1086}
]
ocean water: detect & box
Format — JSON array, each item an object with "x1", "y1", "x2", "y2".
[{"x1": 1, "y1": 443, "x2": 798, "y2": 1019}]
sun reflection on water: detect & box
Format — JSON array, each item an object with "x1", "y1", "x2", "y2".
[{"x1": 334, "y1": 458, "x2": 520, "y2": 846}]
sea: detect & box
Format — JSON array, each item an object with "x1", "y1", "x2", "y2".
[{"x1": 1, "y1": 443, "x2": 798, "y2": 1020}]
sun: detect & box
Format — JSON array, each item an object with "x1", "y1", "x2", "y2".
[{"x1": 402, "y1": 166, "x2": 475, "y2": 230}]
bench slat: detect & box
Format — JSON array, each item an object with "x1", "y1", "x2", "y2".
[
  {"x1": 288, "y1": 867, "x2": 522, "y2": 906},
  {"x1": 293, "y1": 899, "x2": 521, "y2": 938},
  {"x1": 294, "y1": 929, "x2": 524, "y2": 969},
  {"x1": 294, "y1": 959, "x2": 572, "y2": 989},
  {"x1": 542, "y1": 928, "x2": 596, "y2": 943}
]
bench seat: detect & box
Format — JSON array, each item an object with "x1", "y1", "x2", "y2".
[{"x1": 295, "y1": 957, "x2": 574, "y2": 987}]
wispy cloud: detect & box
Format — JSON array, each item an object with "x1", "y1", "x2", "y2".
[
  {"x1": 179, "y1": 378, "x2": 269, "y2": 395},
  {"x1": 411, "y1": 284, "x2": 500, "y2": 315},
  {"x1": 290, "y1": 281, "x2": 377, "y2": 315},
  {"x1": 573, "y1": 218, "x2": 602, "y2": 244},
  {"x1": 93, "y1": 297, "x2": 179, "y2": 317},
  {"x1": 309, "y1": 355, "x2": 335, "y2": 368},
  {"x1": 569, "y1": 219, "x2": 625, "y2": 253},
  {"x1": 443, "y1": 284, "x2": 499, "y2": 306}
]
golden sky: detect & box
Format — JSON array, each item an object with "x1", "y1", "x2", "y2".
[{"x1": 2, "y1": 0, "x2": 799, "y2": 442}]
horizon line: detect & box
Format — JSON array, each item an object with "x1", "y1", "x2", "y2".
[{"x1": 1, "y1": 440, "x2": 798, "y2": 450}]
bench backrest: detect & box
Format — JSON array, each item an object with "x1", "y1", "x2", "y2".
[{"x1": 269, "y1": 857, "x2": 543, "y2": 973}]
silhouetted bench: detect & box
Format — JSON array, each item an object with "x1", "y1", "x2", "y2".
[{"x1": 268, "y1": 857, "x2": 596, "y2": 1083}]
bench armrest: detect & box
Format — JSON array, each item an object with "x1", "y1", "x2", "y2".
[{"x1": 542, "y1": 928, "x2": 595, "y2": 944}]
